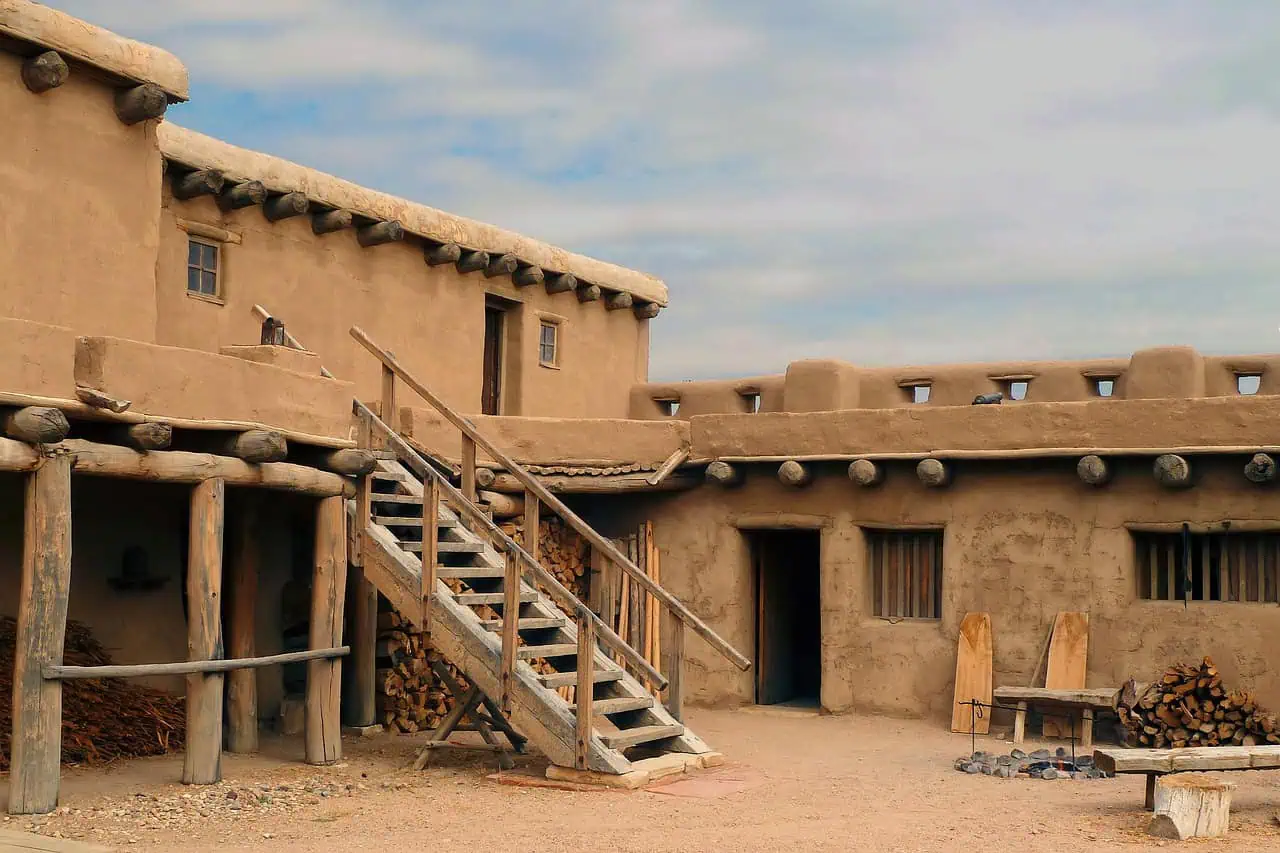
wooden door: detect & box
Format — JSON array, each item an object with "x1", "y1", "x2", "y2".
[{"x1": 481, "y1": 305, "x2": 504, "y2": 415}]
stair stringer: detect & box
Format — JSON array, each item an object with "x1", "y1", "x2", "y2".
[{"x1": 362, "y1": 519, "x2": 633, "y2": 774}]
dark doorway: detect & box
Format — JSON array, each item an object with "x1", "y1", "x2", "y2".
[
  {"x1": 481, "y1": 302, "x2": 505, "y2": 415},
  {"x1": 749, "y1": 529, "x2": 821, "y2": 705}
]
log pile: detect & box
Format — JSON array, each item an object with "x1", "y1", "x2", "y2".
[
  {"x1": 499, "y1": 516, "x2": 588, "y2": 600},
  {"x1": 0, "y1": 617, "x2": 185, "y2": 768},
  {"x1": 1119, "y1": 657, "x2": 1280, "y2": 749}
]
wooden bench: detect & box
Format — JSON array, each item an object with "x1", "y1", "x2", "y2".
[
  {"x1": 1094, "y1": 746, "x2": 1280, "y2": 810},
  {"x1": 993, "y1": 686, "x2": 1121, "y2": 749}
]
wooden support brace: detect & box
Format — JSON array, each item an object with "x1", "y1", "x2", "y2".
[
  {"x1": 184, "y1": 478, "x2": 225, "y2": 785},
  {"x1": 512, "y1": 265, "x2": 544, "y2": 287},
  {"x1": 172, "y1": 170, "x2": 225, "y2": 201},
  {"x1": 666, "y1": 612, "x2": 684, "y2": 722},
  {"x1": 110, "y1": 422, "x2": 172, "y2": 451},
  {"x1": 456, "y1": 250, "x2": 490, "y2": 274},
  {"x1": 21, "y1": 50, "x2": 69, "y2": 94},
  {"x1": 425, "y1": 242, "x2": 462, "y2": 266},
  {"x1": 575, "y1": 283, "x2": 602, "y2": 303},
  {"x1": 263, "y1": 192, "x2": 310, "y2": 222},
  {"x1": 2, "y1": 407, "x2": 70, "y2": 444},
  {"x1": 312, "y1": 209, "x2": 353, "y2": 235},
  {"x1": 461, "y1": 436, "x2": 477, "y2": 503},
  {"x1": 8, "y1": 450, "x2": 72, "y2": 814},
  {"x1": 306, "y1": 495, "x2": 348, "y2": 765},
  {"x1": 501, "y1": 550, "x2": 520, "y2": 716},
  {"x1": 575, "y1": 608, "x2": 595, "y2": 771},
  {"x1": 321, "y1": 448, "x2": 376, "y2": 476},
  {"x1": 225, "y1": 494, "x2": 259, "y2": 754},
  {"x1": 357, "y1": 220, "x2": 404, "y2": 247},
  {"x1": 484, "y1": 253, "x2": 518, "y2": 278},
  {"x1": 114, "y1": 83, "x2": 167, "y2": 124},
  {"x1": 544, "y1": 272, "x2": 577, "y2": 294},
  {"x1": 605, "y1": 291, "x2": 633, "y2": 311},
  {"x1": 224, "y1": 430, "x2": 287, "y2": 464},
  {"x1": 217, "y1": 181, "x2": 267, "y2": 212},
  {"x1": 422, "y1": 476, "x2": 439, "y2": 636},
  {"x1": 1012, "y1": 701, "x2": 1027, "y2": 744}
]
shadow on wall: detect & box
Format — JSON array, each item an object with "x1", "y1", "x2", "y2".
[{"x1": 629, "y1": 347, "x2": 1280, "y2": 418}]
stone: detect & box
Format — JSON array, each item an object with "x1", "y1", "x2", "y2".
[
  {"x1": 980, "y1": 764, "x2": 995, "y2": 776},
  {"x1": 954, "y1": 758, "x2": 970, "y2": 772},
  {"x1": 1075, "y1": 755, "x2": 1095, "y2": 768},
  {"x1": 1010, "y1": 748, "x2": 1026, "y2": 760},
  {"x1": 1055, "y1": 747, "x2": 1067, "y2": 759},
  {"x1": 1029, "y1": 749, "x2": 1051, "y2": 761},
  {"x1": 963, "y1": 763, "x2": 982, "y2": 774},
  {"x1": 1039, "y1": 768, "x2": 1059, "y2": 780},
  {"x1": 994, "y1": 765, "x2": 1016, "y2": 779}
]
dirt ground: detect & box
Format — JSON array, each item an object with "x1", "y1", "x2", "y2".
[{"x1": 4, "y1": 706, "x2": 1279, "y2": 852}]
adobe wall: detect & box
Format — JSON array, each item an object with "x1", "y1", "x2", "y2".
[
  {"x1": 597, "y1": 457, "x2": 1280, "y2": 720},
  {"x1": 0, "y1": 318, "x2": 76, "y2": 400}
]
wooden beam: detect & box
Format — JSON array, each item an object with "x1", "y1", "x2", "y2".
[
  {"x1": 2, "y1": 407, "x2": 69, "y2": 444},
  {"x1": 478, "y1": 489, "x2": 523, "y2": 518},
  {"x1": 513, "y1": 265, "x2": 544, "y2": 287},
  {"x1": 21, "y1": 50, "x2": 68, "y2": 94},
  {"x1": 46, "y1": 647, "x2": 348, "y2": 679},
  {"x1": 0, "y1": 438, "x2": 40, "y2": 472},
  {"x1": 484, "y1": 471, "x2": 701, "y2": 494},
  {"x1": 357, "y1": 220, "x2": 404, "y2": 247},
  {"x1": 665, "y1": 611, "x2": 684, "y2": 722},
  {"x1": 421, "y1": 476, "x2": 439, "y2": 638},
  {"x1": 311, "y1": 209, "x2": 353, "y2": 235},
  {"x1": 575, "y1": 608, "x2": 594, "y2": 771},
  {"x1": 545, "y1": 272, "x2": 577, "y2": 294},
  {"x1": 500, "y1": 550, "x2": 520, "y2": 716},
  {"x1": 916, "y1": 458, "x2": 950, "y2": 487},
  {"x1": 425, "y1": 242, "x2": 462, "y2": 266},
  {"x1": 1077, "y1": 454, "x2": 1111, "y2": 486},
  {"x1": 306, "y1": 495, "x2": 347, "y2": 765},
  {"x1": 342, "y1": 568, "x2": 377, "y2": 728},
  {"x1": 778, "y1": 460, "x2": 811, "y2": 487},
  {"x1": 320, "y1": 448, "x2": 375, "y2": 476},
  {"x1": 634, "y1": 302, "x2": 661, "y2": 320},
  {"x1": 171, "y1": 170, "x2": 224, "y2": 201},
  {"x1": 60, "y1": 439, "x2": 352, "y2": 496},
  {"x1": 646, "y1": 448, "x2": 690, "y2": 486},
  {"x1": 184, "y1": 478, "x2": 225, "y2": 785},
  {"x1": 263, "y1": 192, "x2": 310, "y2": 222},
  {"x1": 225, "y1": 495, "x2": 259, "y2": 754},
  {"x1": 847, "y1": 459, "x2": 883, "y2": 486},
  {"x1": 223, "y1": 430, "x2": 287, "y2": 464},
  {"x1": 705, "y1": 460, "x2": 742, "y2": 487},
  {"x1": 74, "y1": 386, "x2": 131, "y2": 413},
  {"x1": 576, "y1": 284, "x2": 602, "y2": 303},
  {"x1": 109, "y1": 422, "x2": 172, "y2": 452},
  {"x1": 474, "y1": 466, "x2": 497, "y2": 489},
  {"x1": 1244, "y1": 452, "x2": 1276, "y2": 484},
  {"x1": 217, "y1": 181, "x2": 267, "y2": 212},
  {"x1": 484, "y1": 253, "x2": 518, "y2": 278},
  {"x1": 456, "y1": 250, "x2": 490, "y2": 274},
  {"x1": 1154, "y1": 454, "x2": 1192, "y2": 488},
  {"x1": 605, "y1": 292, "x2": 633, "y2": 311},
  {"x1": 8, "y1": 450, "x2": 72, "y2": 814},
  {"x1": 114, "y1": 83, "x2": 167, "y2": 124},
  {"x1": 461, "y1": 436, "x2": 477, "y2": 503}
]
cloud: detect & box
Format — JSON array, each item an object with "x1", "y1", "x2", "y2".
[{"x1": 51, "y1": 0, "x2": 1280, "y2": 380}]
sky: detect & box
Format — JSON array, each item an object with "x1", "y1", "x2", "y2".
[{"x1": 52, "y1": 1, "x2": 1280, "y2": 380}]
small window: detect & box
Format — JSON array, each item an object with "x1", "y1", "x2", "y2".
[
  {"x1": 909, "y1": 384, "x2": 931, "y2": 404},
  {"x1": 1237, "y1": 374, "x2": 1261, "y2": 395},
  {"x1": 867, "y1": 529, "x2": 943, "y2": 619},
  {"x1": 656, "y1": 398, "x2": 680, "y2": 417},
  {"x1": 1135, "y1": 530, "x2": 1280, "y2": 603},
  {"x1": 740, "y1": 391, "x2": 761, "y2": 413},
  {"x1": 186, "y1": 238, "x2": 220, "y2": 297},
  {"x1": 1007, "y1": 380, "x2": 1029, "y2": 401},
  {"x1": 538, "y1": 320, "x2": 559, "y2": 368},
  {"x1": 1094, "y1": 378, "x2": 1115, "y2": 398}
]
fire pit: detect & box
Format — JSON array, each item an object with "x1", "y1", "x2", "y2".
[{"x1": 953, "y1": 747, "x2": 1112, "y2": 780}]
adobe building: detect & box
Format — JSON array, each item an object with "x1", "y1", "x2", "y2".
[{"x1": 2, "y1": 0, "x2": 1278, "y2": 815}]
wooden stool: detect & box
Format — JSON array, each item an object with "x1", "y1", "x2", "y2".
[{"x1": 1147, "y1": 776, "x2": 1235, "y2": 840}]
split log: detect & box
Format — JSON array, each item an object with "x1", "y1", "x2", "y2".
[
  {"x1": 1117, "y1": 657, "x2": 1280, "y2": 749},
  {"x1": 312, "y1": 209, "x2": 353, "y2": 235},
  {"x1": 425, "y1": 242, "x2": 462, "y2": 266},
  {"x1": 456, "y1": 250, "x2": 490, "y2": 274},
  {"x1": 777, "y1": 460, "x2": 811, "y2": 487},
  {"x1": 512, "y1": 265, "x2": 544, "y2": 287},
  {"x1": 21, "y1": 50, "x2": 68, "y2": 93},
  {"x1": 2, "y1": 407, "x2": 70, "y2": 444},
  {"x1": 1148, "y1": 776, "x2": 1234, "y2": 840},
  {"x1": 705, "y1": 461, "x2": 741, "y2": 487},
  {"x1": 223, "y1": 430, "x2": 288, "y2": 463},
  {"x1": 484, "y1": 253, "x2": 519, "y2": 278},
  {"x1": 605, "y1": 292, "x2": 633, "y2": 311},
  {"x1": 111, "y1": 422, "x2": 173, "y2": 451},
  {"x1": 576, "y1": 284, "x2": 602, "y2": 303},
  {"x1": 478, "y1": 489, "x2": 523, "y2": 519},
  {"x1": 1077, "y1": 454, "x2": 1110, "y2": 486},
  {"x1": 475, "y1": 467, "x2": 497, "y2": 489},
  {"x1": 357, "y1": 220, "x2": 404, "y2": 247},
  {"x1": 217, "y1": 181, "x2": 267, "y2": 211},
  {"x1": 75, "y1": 385, "x2": 131, "y2": 413},
  {"x1": 545, "y1": 272, "x2": 577, "y2": 294},
  {"x1": 171, "y1": 170, "x2": 225, "y2": 201},
  {"x1": 1244, "y1": 452, "x2": 1276, "y2": 484},
  {"x1": 321, "y1": 448, "x2": 376, "y2": 477},
  {"x1": 916, "y1": 458, "x2": 950, "y2": 487},
  {"x1": 1153, "y1": 454, "x2": 1191, "y2": 488},
  {"x1": 184, "y1": 478, "x2": 225, "y2": 785},
  {"x1": 263, "y1": 192, "x2": 310, "y2": 221},
  {"x1": 113, "y1": 83, "x2": 167, "y2": 124},
  {"x1": 634, "y1": 302, "x2": 661, "y2": 320},
  {"x1": 847, "y1": 459, "x2": 883, "y2": 487}
]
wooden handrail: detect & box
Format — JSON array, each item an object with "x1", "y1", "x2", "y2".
[
  {"x1": 355, "y1": 401, "x2": 668, "y2": 689},
  {"x1": 350, "y1": 325, "x2": 752, "y2": 673},
  {"x1": 44, "y1": 646, "x2": 349, "y2": 679}
]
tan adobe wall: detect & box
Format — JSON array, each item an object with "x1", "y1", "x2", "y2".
[
  {"x1": 0, "y1": 317, "x2": 77, "y2": 400},
  {"x1": 611, "y1": 458, "x2": 1280, "y2": 718},
  {"x1": 630, "y1": 347, "x2": 1280, "y2": 418},
  {"x1": 630, "y1": 375, "x2": 785, "y2": 419},
  {"x1": 156, "y1": 191, "x2": 649, "y2": 419},
  {"x1": 400, "y1": 406, "x2": 689, "y2": 466}
]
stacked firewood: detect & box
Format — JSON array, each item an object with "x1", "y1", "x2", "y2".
[
  {"x1": 376, "y1": 611, "x2": 468, "y2": 733},
  {"x1": 499, "y1": 516, "x2": 588, "y2": 600},
  {"x1": 1118, "y1": 657, "x2": 1280, "y2": 748}
]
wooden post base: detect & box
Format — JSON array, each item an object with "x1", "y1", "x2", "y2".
[{"x1": 1148, "y1": 776, "x2": 1234, "y2": 839}]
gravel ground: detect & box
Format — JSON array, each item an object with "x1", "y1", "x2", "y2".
[{"x1": 6, "y1": 706, "x2": 1280, "y2": 852}]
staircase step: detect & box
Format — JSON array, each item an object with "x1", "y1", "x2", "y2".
[
  {"x1": 598, "y1": 725, "x2": 685, "y2": 750},
  {"x1": 454, "y1": 591, "x2": 539, "y2": 606},
  {"x1": 438, "y1": 566, "x2": 505, "y2": 579},
  {"x1": 539, "y1": 669, "x2": 624, "y2": 689},
  {"x1": 481, "y1": 617, "x2": 565, "y2": 631},
  {"x1": 371, "y1": 493, "x2": 424, "y2": 505},
  {"x1": 517, "y1": 644, "x2": 578, "y2": 659},
  {"x1": 570, "y1": 696, "x2": 655, "y2": 715},
  {"x1": 371, "y1": 470, "x2": 405, "y2": 481},
  {"x1": 399, "y1": 540, "x2": 485, "y2": 554},
  {"x1": 374, "y1": 516, "x2": 424, "y2": 526}
]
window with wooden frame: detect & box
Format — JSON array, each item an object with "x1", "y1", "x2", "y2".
[
  {"x1": 186, "y1": 237, "x2": 220, "y2": 298},
  {"x1": 538, "y1": 319, "x2": 560, "y2": 368},
  {"x1": 1134, "y1": 530, "x2": 1280, "y2": 603},
  {"x1": 867, "y1": 529, "x2": 943, "y2": 619}
]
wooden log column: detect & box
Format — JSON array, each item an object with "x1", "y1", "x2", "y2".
[
  {"x1": 1154, "y1": 454, "x2": 1192, "y2": 488},
  {"x1": 184, "y1": 478, "x2": 226, "y2": 785},
  {"x1": 1244, "y1": 452, "x2": 1276, "y2": 484},
  {"x1": 307, "y1": 496, "x2": 348, "y2": 764},
  {"x1": 8, "y1": 450, "x2": 72, "y2": 815},
  {"x1": 225, "y1": 495, "x2": 259, "y2": 754},
  {"x1": 1077, "y1": 454, "x2": 1111, "y2": 486}
]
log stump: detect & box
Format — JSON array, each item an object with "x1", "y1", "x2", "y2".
[{"x1": 1147, "y1": 776, "x2": 1234, "y2": 840}]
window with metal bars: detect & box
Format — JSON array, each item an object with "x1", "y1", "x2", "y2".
[
  {"x1": 1134, "y1": 530, "x2": 1280, "y2": 603},
  {"x1": 867, "y1": 529, "x2": 943, "y2": 619}
]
